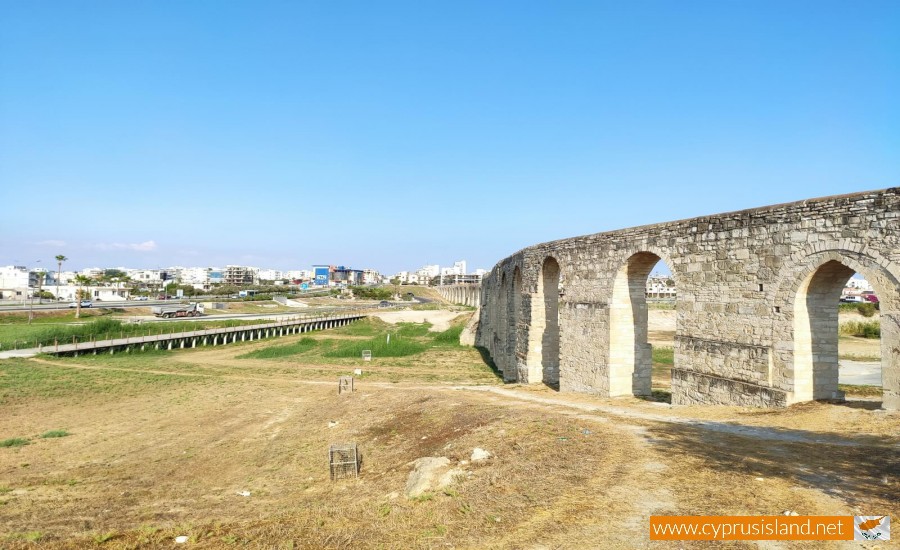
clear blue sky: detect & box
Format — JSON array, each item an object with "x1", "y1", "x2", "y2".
[{"x1": 1, "y1": 1, "x2": 898, "y2": 274}]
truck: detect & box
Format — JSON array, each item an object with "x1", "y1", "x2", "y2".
[{"x1": 150, "y1": 302, "x2": 205, "y2": 318}]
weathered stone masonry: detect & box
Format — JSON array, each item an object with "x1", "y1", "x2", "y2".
[{"x1": 468, "y1": 188, "x2": 900, "y2": 409}]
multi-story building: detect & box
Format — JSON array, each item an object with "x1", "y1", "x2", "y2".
[
  {"x1": 257, "y1": 269, "x2": 283, "y2": 282},
  {"x1": 285, "y1": 270, "x2": 313, "y2": 282},
  {"x1": 180, "y1": 267, "x2": 210, "y2": 286},
  {"x1": 417, "y1": 264, "x2": 440, "y2": 279},
  {"x1": 80, "y1": 267, "x2": 104, "y2": 279},
  {"x1": 441, "y1": 273, "x2": 483, "y2": 285},
  {"x1": 126, "y1": 269, "x2": 170, "y2": 288},
  {"x1": 646, "y1": 276, "x2": 676, "y2": 298},
  {"x1": 224, "y1": 265, "x2": 258, "y2": 286},
  {"x1": 0, "y1": 266, "x2": 38, "y2": 299},
  {"x1": 846, "y1": 277, "x2": 873, "y2": 292},
  {"x1": 362, "y1": 269, "x2": 382, "y2": 285}
]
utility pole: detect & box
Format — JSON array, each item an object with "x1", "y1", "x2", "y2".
[{"x1": 55, "y1": 255, "x2": 67, "y2": 303}]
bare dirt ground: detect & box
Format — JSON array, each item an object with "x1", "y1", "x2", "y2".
[
  {"x1": 1, "y1": 315, "x2": 897, "y2": 549},
  {"x1": 369, "y1": 310, "x2": 463, "y2": 332}
]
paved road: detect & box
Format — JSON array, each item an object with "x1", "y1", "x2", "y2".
[
  {"x1": 0, "y1": 300, "x2": 170, "y2": 312},
  {"x1": 838, "y1": 360, "x2": 882, "y2": 386}
]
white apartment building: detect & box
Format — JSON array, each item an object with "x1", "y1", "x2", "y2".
[
  {"x1": 286, "y1": 270, "x2": 313, "y2": 281},
  {"x1": 0, "y1": 266, "x2": 37, "y2": 298},
  {"x1": 846, "y1": 277, "x2": 873, "y2": 292},
  {"x1": 56, "y1": 271, "x2": 77, "y2": 285},
  {"x1": 257, "y1": 269, "x2": 283, "y2": 282},
  {"x1": 362, "y1": 269, "x2": 382, "y2": 285},
  {"x1": 80, "y1": 267, "x2": 104, "y2": 279},
  {"x1": 441, "y1": 273, "x2": 483, "y2": 285},
  {"x1": 646, "y1": 276, "x2": 676, "y2": 298},
  {"x1": 180, "y1": 267, "x2": 209, "y2": 285},
  {"x1": 126, "y1": 269, "x2": 169, "y2": 287},
  {"x1": 417, "y1": 264, "x2": 440, "y2": 278}
]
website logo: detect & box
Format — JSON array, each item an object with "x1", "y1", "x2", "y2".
[{"x1": 855, "y1": 516, "x2": 890, "y2": 541}]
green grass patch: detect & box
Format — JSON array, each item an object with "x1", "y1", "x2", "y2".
[
  {"x1": 652, "y1": 346, "x2": 674, "y2": 366},
  {"x1": 0, "y1": 438, "x2": 30, "y2": 448},
  {"x1": 40, "y1": 429, "x2": 70, "y2": 439},
  {"x1": 433, "y1": 324, "x2": 463, "y2": 345},
  {"x1": 839, "y1": 320, "x2": 880, "y2": 338},
  {"x1": 238, "y1": 337, "x2": 319, "y2": 359},
  {"x1": 0, "y1": 358, "x2": 207, "y2": 404},
  {"x1": 0, "y1": 317, "x2": 271, "y2": 351},
  {"x1": 323, "y1": 337, "x2": 428, "y2": 358}
]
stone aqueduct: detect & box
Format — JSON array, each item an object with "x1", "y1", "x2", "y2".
[{"x1": 439, "y1": 188, "x2": 899, "y2": 409}]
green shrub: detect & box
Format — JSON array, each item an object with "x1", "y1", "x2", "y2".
[
  {"x1": 857, "y1": 302, "x2": 877, "y2": 317},
  {"x1": 840, "y1": 320, "x2": 880, "y2": 338},
  {"x1": 40, "y1": 430, "x2": 70, "y2": 439},
  {"x1": 350, "y1": 286, "x2": 393, "y2": 300},
  {"x1": 0, "y1": 438, "x2": 30, "y2": 448}
]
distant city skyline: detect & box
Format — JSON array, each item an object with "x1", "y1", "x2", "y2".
[{"x1": 2, "y1": 2, "x2": 897, "y2": 274}]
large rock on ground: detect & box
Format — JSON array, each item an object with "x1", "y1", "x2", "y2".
[{"x1": 405, "y1": 457, "x2": 463, "y2": 497}]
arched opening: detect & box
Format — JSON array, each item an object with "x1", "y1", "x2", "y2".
[
  {"x1": 609, "y1": 253, "x2": 676, "y2": 399},
  {"x1": 512, "y1": 267, "x2": 522, "y2": 381},
  {"x1": 498, "y1": 272, "x2": 512, "y2": 381},
  {"x1": 536, "y1": 257, "x2": 561, "y2": 387},
  {"x1": 793, "y1": 261, "x2": 886, "y2": 405}
]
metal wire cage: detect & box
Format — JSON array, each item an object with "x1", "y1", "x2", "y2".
[{"x1": 329, "y1": 443, "x2": 359, "y2": 480}]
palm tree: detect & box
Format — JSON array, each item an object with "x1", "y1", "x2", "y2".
[
  {"x1": 28, "y1": 271, "x2": 48, "y2": 324},
  {"x1": 73, "y1": 274, "x2": 92, "y2": 319},
  {"x1": 55, "y1": 255, "x2": 67, "y2": 301}
]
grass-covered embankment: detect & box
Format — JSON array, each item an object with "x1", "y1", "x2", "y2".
[
  {"x1": 0, "y1": 317, "x2": 271, "y2": 350},
  {"x1": 238, "y1": 319, "x2": 464, "y2": 361}
]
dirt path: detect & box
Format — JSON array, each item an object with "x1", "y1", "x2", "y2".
[
  {"x1": 28, "y1": 357, "x2": 898, "y2": 447},
  {"x1": 369, "y1": 309, "x2": 466, "y2": 331}
]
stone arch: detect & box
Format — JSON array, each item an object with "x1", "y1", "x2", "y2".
[
  {"x1": 498, "y1": 271, "x2": 508, "y2": 377},
  {"x1": 527, "y1": 256, "x2": 561, "y2": 387},
  {"x1": 512, "y1": 266, "x2": 523, "y2": 381},
  {"x1": 608, "y1": 250, "x2": 677, "y2": 397},
  {"x1": 773, "y1": 248, "x2": 899, "y2": 409}
]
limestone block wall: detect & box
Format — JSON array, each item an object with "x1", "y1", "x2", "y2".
[
  {"x1": 475, "y1": 188, "x2": 900, "y2": 409},
  {"x1": 437, "y1": 285, "x2": 481, "y2": 308}
]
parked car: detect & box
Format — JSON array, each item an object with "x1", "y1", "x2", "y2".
[
  {"x1": 133, "y1": 296, "x2": 149, "y2": 301},
  {"x1": 68, "y1": 300, "x2": 93, "y2": 308}
]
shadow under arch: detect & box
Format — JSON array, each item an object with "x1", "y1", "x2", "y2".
[
  {"x1": 608, "y1": 251, "x2": 677, "y2": 397},
  {"x1": 526, "y1": 256, "x2": 561, "y2": 389}
]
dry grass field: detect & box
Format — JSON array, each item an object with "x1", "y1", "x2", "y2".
[{"x1": 1, "y1": 312, "x2": 897, "y2": 549}]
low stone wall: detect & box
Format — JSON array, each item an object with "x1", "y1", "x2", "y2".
[{"x1": 671, "y1": 369, "x2": 789, "y2": 408}]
